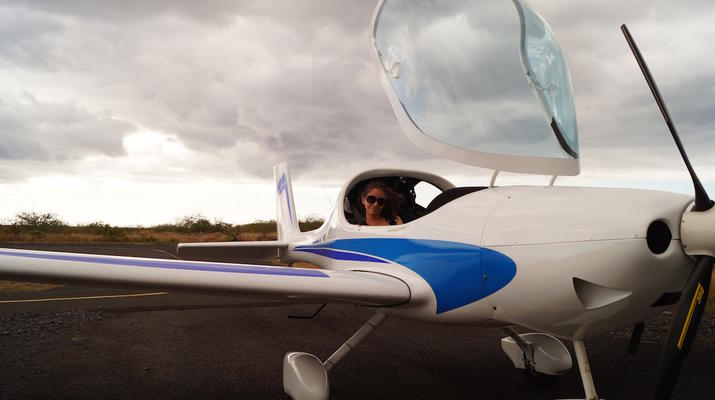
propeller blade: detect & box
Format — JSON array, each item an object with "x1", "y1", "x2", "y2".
[
  {"x1": 651, "y1": 255, "x2": 713, "y2": 400},
  {"x1": 620, "y1": 23, "x2": 714, "y2": 399},
  {"x1": 620, "y1": 24, "x2": 713, "y2": 212}
]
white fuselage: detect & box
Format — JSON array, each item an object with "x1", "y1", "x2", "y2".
[{"x1": 287, "y1": 184, "x2": 692, "y2": 340}]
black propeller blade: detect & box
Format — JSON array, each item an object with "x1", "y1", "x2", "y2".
[
  {"x1": 652, "y1": 256, "x2": 713, "y2": 400},
  {"x1": 620, "y1": 24, "x2": 714, "y2": 400},
  {"x1": 620, "y1": 25, "x2": 713, "y2": 212}
]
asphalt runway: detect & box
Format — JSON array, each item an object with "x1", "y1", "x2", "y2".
[{"x1": 0, "y1": 243, "x2": 712, "y2": 399}]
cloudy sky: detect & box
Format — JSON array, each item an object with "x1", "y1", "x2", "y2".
[{"x1": 0, "y1": 0, "x2": 713, "y2": 226}]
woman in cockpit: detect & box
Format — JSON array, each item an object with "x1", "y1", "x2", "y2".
[{"x1": 358, "y1": 181, "x2": 404, "y2": 226}]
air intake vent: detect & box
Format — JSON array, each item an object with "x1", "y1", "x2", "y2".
[{"x1": 573, "y1": 278, "x2": 632, "y2": 309}]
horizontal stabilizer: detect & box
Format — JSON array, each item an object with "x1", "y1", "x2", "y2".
[
  {"x1": 0, "y1": 248, "x2": 410, "y2": 306},
  {"x1": 177, "y1": 241, "x2": 289, "y2": 263}
]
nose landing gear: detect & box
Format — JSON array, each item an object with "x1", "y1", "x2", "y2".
[{"x1": 501, "y1": 328, "x2": 604, "y2": 400}]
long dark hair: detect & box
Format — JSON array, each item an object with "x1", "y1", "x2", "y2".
[{"x1": 357, "y1": 181, "x2": 403, "y2": 222}]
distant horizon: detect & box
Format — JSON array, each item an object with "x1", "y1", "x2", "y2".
[
  {"x1": 0, "y1": 210, "x2": 326, "y2": 228},
  {"x1": 0, "y1": 172, "x2": 703, "y2": 227}
]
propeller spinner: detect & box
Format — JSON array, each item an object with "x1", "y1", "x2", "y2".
[{"x1": 621, "y1": 24, "x2": 714, "y2": 400}]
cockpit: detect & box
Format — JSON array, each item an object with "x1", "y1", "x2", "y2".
[{"x1": 343, "y1": 170, "x2": 486, "y2": 226}]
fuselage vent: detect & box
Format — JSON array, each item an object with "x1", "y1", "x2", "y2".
[{"x1": 647, "y1": 220, "x2": 672, "y2": 254}]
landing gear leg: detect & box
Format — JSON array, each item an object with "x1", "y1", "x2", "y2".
[
  {"x1": 573, "y1": 339, "x2": 599, "y2": 400},
  {"x1": 502, "y1": 327, "x2": 536, "y2": 373},
  {"x1": 283, "y1": 312, "x2": 387, "y2": 400},
  {"x1": 323, "y1": 312, "x2": 386, "y2": 371}
]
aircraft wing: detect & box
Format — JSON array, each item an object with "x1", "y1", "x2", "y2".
[{"x1": 0, "y1": 248, "x2": 410, "y2": 306}]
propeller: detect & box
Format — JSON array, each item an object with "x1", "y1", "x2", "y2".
[{"x1": 620, "y1": 24, "x2": 714, "y2": 400}]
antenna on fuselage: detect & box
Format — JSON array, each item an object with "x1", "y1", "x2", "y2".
[{"x1": 489, "y1": 170, "x2": 499, "y2": 187}]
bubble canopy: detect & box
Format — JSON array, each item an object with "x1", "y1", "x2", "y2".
[{"x1": 370, "y1": 0, "x2": 580, "y2": 176}]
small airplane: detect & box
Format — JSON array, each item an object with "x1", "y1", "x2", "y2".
[{"x1": 0, "y1": 1, "x2": 711, "y2": 399}]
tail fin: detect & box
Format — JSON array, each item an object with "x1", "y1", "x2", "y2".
[{"x1": 273, "y1": 162, "x2": 300, "y2": 241}]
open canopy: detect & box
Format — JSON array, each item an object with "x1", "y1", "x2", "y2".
[{"x1": 371, "y1": 0, "x2": 580, "y2": 176}]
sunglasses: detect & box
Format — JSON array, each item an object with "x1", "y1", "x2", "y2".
[{"x1": 365, "y1": 195, "x2": 386, "y2": 206}]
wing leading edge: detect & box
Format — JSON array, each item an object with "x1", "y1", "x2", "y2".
[{"x1": 0, "y1": 248, "x2": 410, "y2": 307}]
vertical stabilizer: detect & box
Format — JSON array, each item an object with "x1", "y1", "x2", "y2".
[{"x1": 273, "y1": 162, "x2": 300, "y2": 241}]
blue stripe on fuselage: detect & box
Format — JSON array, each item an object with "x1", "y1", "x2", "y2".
[
  {"x1": 0, "y1": 249, "x2": 328, "y2": 277},
  {"x1": 294, "y1": 238, "x2": 515, "y2": 313}
]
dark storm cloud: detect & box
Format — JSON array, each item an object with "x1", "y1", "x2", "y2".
[
  {"x1": 0, "y1": 0, "x2": 557, "y2": 175},
  {"x1": 0, "y1": 0, "x2": 713, "y2": 183},
  {"x1": 0, "y1": 93, "x2": 134, "y2": 161},
  {"x1": 0, "y1": 0, "x2": 408, "y2": 179},
  {"x1": 5, "y1": 0, "x2": 371, "y2": 31},
  {"x1": 4, "y1": 0, "x2": 246, "y2": 25},
  {"x1": 0, "y1": 9, "x2": 64, "y2": 69},
  {"x1": 665, "y1": 74, "x2": 715, "y2": 136},
  {"x1": 583, "y1": 72, "x2": 715, "y2": 152}
]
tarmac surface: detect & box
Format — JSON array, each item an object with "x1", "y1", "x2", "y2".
[{"x1": 0, "y1": 243, "x2": 712, "y2": 399}]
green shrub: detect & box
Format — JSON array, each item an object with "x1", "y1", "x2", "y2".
[
  {"x1": 299, "y1": 216, "x2": 324, "y2": 232},
  {"x1": 153, "y1": 214, "x2": 233, "y2": 234},
  {"x1": 3, "y1": 212, "x2": 325, "y2": 241},
  {"x1": 238, "y1": 220, "x2": 276, "y2": 234},
  {"x1": 12, "y1": 212, "x2": 67, "y2": 235},
  {"x1": 78, "y1": 222, "x2": 128, "y2": 241}
]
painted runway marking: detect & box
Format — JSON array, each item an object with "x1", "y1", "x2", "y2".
[{"x1": 0, "y1": 291, "x2": 167, "y2": 304}]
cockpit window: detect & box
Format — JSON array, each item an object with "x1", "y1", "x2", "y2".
[
  {"x1": 344, "y1": 176, "x2": 489, "y2": 225},
  {"x1": 345, "y1": 176, "x2": 443, "y2": 225},
  {"x1": 414, "y1": 181, "x2": 442, "y2": 208}
]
